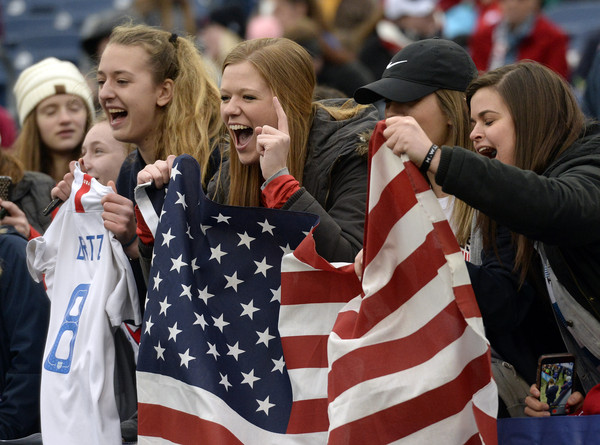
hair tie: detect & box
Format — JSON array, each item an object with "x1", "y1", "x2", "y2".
[{"x1": 169, "y1": 33, "x2": 178, "y2": 44}]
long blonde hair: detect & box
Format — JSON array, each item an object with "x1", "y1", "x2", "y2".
[
  {"x1": 107, "y1": 24, "x2": 223, "y2": 186},
  {"x1": 435, "y1": 88, "x2": 475, "y2": 247}
]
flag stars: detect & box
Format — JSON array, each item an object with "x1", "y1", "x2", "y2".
[
  {"x1": 174, "y1": 191, "x2": 187, "y2": 209},
  {"x1": 209, "y1": 244, "x2": 227, "y2": 263},
  {"x1": 224, "y1": 272, "x2": 243, "y2": 292},
  {"x1": 213, "y1": 213, "x2": 231, "y2": 224},
  {"x1": 226, "y1": 342, "x2": 245, "y2": 361},
  {"x1": 193, "y1": 312, "x2": 208, "y2": 329},
  {"x1": 159, "y1": 297, "x2": 171, "y2": 316},
  {"x1": 186, "y1": 224, "x2": 194, "y2": 240},
  {"x1": 271, "y1": 356, "x2": 285, "y2": 374},
  {"x1": 170, "y1": 254, "x2": 188, "y2": 273},
  {"x1": 258, "y1": 219, "x2": 275, "y2": 235},
  {"x1": 200, "y1": 224, "x2": 211, "y2": 235},
  {"x1": 254, "y1": 257, "x2": 272, "y2": 277},
  {"x1": 256, "y1": 328, "x2": 275, "y2": 347},
  {"x1": 180, "y1": 284, "x2": 193, "y2": 300},
  {"x1": 241, "y1": 369, "x2": 260, "y2": 388},
  {"x1": 179, "y1": 348, "x2": 196, "y2": 368},
  {"x1": 154, "y1": 341, "x2": 165, "y2": 361},
  {"x1": 197, "y1": 285, "x2": 214, "y2": 304},
  {"x1": 170, "y1": 163, "x2": 181, "y2": 180},
  {"x1": 206, "y1": 342, "x2": 220, "y2": 360},
  {"x1": 144, "y1": 315, "x2": 154, "y2": 335},
  {"x1": 161, "y1": 228, "x2": 175, "y2": 247},
  {"x1": 168, "y1": 322, "x2": 182, "y2": 342},
  {"x1": 219, "y1": 373, "x2": 232, "y2": 391},
  {"x1": 191, "y1": 258, "x2": 200, "y2": 272},
  {"x1": 212, "y1": 314, "x2": 230, "y2": 333},
  {"x1": 256, "y1": 396, "x2": 275, "y2": 415},
  {"x1": 153, "y1": 272, "x2": 163, "y2": 291},
  {"x1": 280, "y1": 243, "x2": 294, "y2": 256},
  {"x1": 237, "y1": 231, "x2": 255, "y2": 249},
  {"x1": 270, "y1": 287, "x2": 281, "y2": 303},
  {"x1": 240, "y1": 300, "x2": 260, "y2": 320}
]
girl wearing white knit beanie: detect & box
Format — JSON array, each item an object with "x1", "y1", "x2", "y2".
[{"x1": 11, "y1": 57, "x2": 95, "y2": 182}]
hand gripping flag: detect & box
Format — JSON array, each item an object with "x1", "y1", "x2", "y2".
[
  {"x1": 135, "y1": 154, "x2": 321, "y2": 444},
  {"x1": 280, "y1": 121, "x2": 498, "y2": 444}
]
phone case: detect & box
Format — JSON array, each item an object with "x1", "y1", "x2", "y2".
[{"x1": 537, "y1": 353, "x2": 576, "y2": 415}]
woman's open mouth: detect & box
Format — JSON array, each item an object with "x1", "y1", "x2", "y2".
[
  {"x1": 108, "y1": 108, "x2": 128, "y2": 125},
  {"x1": 477, "y1": 146, "x2": 498, "y2": 159},
  {"x1": 229, "y1": 124, "x2": 253, "y2": 149}
]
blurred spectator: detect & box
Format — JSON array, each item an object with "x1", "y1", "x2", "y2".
[
  {"x1": 332, "y1": 0, "x2": 381, "y2": 54},
  {"x1": 0, "y1": 150, "x2": 55, "y2": 239},
  {"x1": 0, "y1": 106, "x2": 17, "y2": 152},
  {"x1": 284, "y1": 18, "x2": 374, "y2": 97},
  {"x1": 11, "y1": 58, "x2": 95, "y2": 183},
  {"x1": 272, "y1": 0, "x2": 355, "y2": 65},
  {"x1": 133, "y1": 0, "x2": 196, "y2": 35},
  {"x1": 357, "y1": 0, "x2": 443, "y2": 80},
  {"x1": 583, "y1": 47, "x2": 600, "y2": 120},
  {"x1": 79, "y1": 8, "x2": 141, "y2": 108},
  {"x1": 197, "y1": 5, "x2": 245, "y2": 75},
  {"x1": 469, "y1": 0, "x2": 569, "y2": 78},
  {"x1": 245, "y1": 13, "x2": 283, "y2": 39},
  {"x1": 0, "y1": 226, "x2": 50, "y2": 440}
]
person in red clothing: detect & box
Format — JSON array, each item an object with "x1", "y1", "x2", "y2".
[{"x1": 469, "y1": 0, "x2": 569, "y2": 79}]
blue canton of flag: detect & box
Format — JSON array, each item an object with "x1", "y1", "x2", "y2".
[{"x1": 136, "y1": 154, "x2": 319, "y2": 442}]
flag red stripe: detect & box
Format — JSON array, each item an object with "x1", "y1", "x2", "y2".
[
  {"x1": 281, "y1": 268, "x2": 361, "y2": 306},
  {"x1": 281, "y1": 334, "x2": 328, "y2": 369},
  {"x1": 286, "y1": 398, "x2": 329, "y2": 434},
  {"x1": 329, "y1": 300, "x2": 468, "y2": 399},
  {"x1": 432, "y1": 220, "x2": 462, "y2": 256},
  {"x1": 74, "y1": 174, "x2": 92, "y2": 213},
  {"x1": 473, "y1": 397, "x2": 498, "y2": 443},
  {"x1": 363, "y1": 171, "x2": 417, "y2": 269},
  {"x1": 454, "y1": 284, "x2": 483, "y2": 319},
  {"x1": 335, "y1": 231, "x2": 449, "y2": 339},
  {"x1": 138, "y1": 403, "x2": 244, "y2": 444},
  {"x1": 328, "y1": 353, "x2": 492, "y2": 445}
]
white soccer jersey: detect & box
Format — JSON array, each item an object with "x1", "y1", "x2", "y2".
[{"x1": 27, "y1": 165, "x2": 141, "y2": 445}]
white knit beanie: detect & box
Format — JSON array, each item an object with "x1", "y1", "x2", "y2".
[{"x1": 13, "y1": 57, "x2": 95, "y2": 125}]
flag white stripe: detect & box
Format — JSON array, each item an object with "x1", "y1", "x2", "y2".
[
  {"x1": 361, "y1": 199, "x2": 442, "y2": 299},
  {"x1": 328, "y1": 266, "x2": 458, "y2": 364},
  {"x1": 288, "y1": 367, "x2": 328, "y2": 401},
  {"x1": 328, "y1": 324, "x2": 490, "y2": 429},
  {"x1": 137, "y1": 372, "x2": 326, "y2": 444},
  {"x1": 367, "y1": 145, "x2": 407, "y2": 213},
  {"x1": 280, "y1": 302, "x2": 351, "y2": 337},
  {"x1": 135, "y1": 182, "x2": 160, "y2": 237}
]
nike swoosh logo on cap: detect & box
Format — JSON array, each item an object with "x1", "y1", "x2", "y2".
[{"x1": 386, "y1": 60, "x2": 408, "y2": 69}]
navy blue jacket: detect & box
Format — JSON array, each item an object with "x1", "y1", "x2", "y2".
[{"x1": 0, "y1": 227, "x2": 49, "y2": 439}]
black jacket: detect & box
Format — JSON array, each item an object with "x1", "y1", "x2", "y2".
[
  {"x1": 208, "y1": 100, "x2": 379, "y2": 263},
  {"x1": 0, "y1": 227, "x2": 49, "y2": 439},
  {"x1": 437, "y1": 124, "x2": 600, "y2": 325},
  {"x1": 9, "y1": 171, "x2": 55, "y2": 235}
]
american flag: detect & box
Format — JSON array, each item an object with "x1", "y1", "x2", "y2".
[
  {"x1": 135, "y1": 154, "x2": 321, "y2": 443},
  {"x1": 280, "y1": 121, "x2": 498, "y2": 444}
]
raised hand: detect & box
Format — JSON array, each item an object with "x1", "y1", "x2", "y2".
[{"x1": 256, "y1": 97, "x2": 291, "y2": 180}]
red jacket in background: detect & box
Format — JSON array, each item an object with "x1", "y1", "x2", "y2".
[{"x1": 469, "y1": 14, "x2": 569, "y2": 79}]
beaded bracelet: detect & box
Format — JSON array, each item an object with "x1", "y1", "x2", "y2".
[{"x1": 420, "y1": 144, "x2": 439, "y2": 175}]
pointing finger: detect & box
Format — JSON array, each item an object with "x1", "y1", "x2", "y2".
[{"x1": 273, "y1": 97, "x2": 289, "y2": 135}]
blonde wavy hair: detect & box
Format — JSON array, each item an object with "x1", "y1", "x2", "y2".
[{"x1": 107, "y1": 24, "x2": 223, "y2": 186}]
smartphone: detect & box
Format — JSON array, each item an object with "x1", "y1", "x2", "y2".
[
  {"x1": 536, "y1": 353, "x2": 576, "y2": 415},
  {"x1": 0, "y1": 176, "x2": 11, "y2": 220}
]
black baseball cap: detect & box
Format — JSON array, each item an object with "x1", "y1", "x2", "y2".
[{"x1": 354, "y1": 38, "x2": 477, "y2": 104}]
